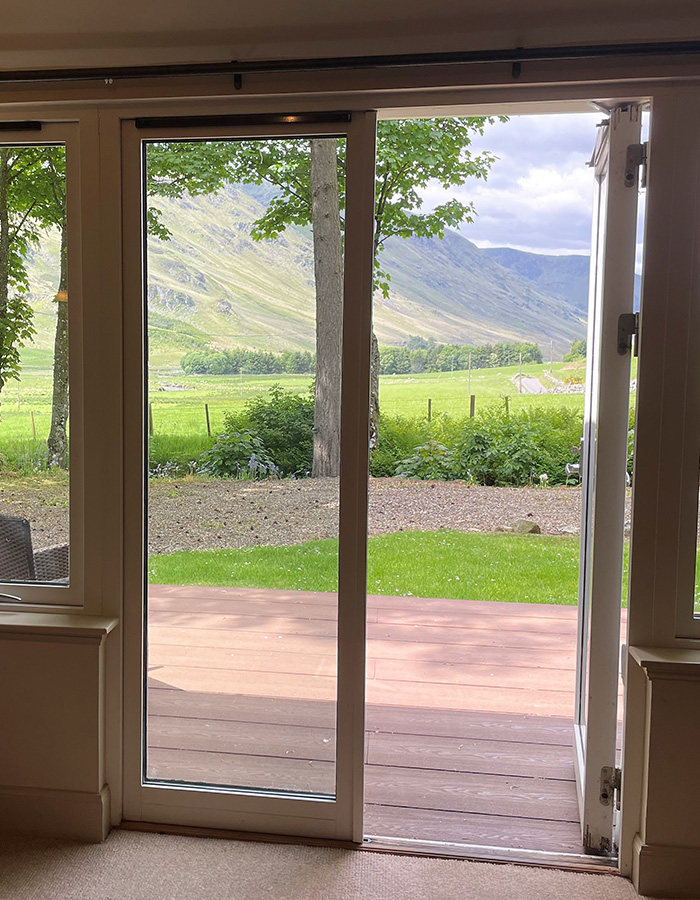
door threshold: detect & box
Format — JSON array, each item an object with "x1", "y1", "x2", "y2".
[
  {"x1": 363, "y1": 834, "x2": 619, "y2": 875},
  {"x1": 121, "y1": 822, "x2": 618, "y2": 876}
]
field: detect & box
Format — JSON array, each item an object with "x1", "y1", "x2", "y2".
[{"x1": 1, "y1": 355, "x2": 597, "y2": 445}]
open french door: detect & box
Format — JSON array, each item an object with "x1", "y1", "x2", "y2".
[{"x1": 574, "y1": 104, "x2": 642, "y2": 854}]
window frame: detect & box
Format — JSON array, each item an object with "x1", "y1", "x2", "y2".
[{"x1": 0, "y1": 121, "x2": 86, "y2": 609}]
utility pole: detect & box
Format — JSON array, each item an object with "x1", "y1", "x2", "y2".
[{"x1": 468, "y1": 351, "x2": 472, "y2": 395}]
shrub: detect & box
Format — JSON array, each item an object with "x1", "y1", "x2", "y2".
[
  {"x1": 372, "y1": 407, "x2": 584, "y2": 486},
  {"x1": 395, "y1": 440, "x2": 456, "y2": 479},
  {"x1": 452, "y1": 416, "x2": 539, "y2": 485},
  {"x1": 199, "y1": 430, "x2": 278, "y2": 479},
  {"x1": 225, "y1": 385, "x2": 315, "y2": 476},
  {"x1": 452, "y1": 407, "x2": 583, "y2": 486},
  {"x1": 370, "y1": 415, "x2": 432, "y2": 476}
]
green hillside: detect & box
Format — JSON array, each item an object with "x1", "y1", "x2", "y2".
[
  {"x1": 379, "y1": 232, "x2": 585, "y2": 351},
  {"x1": 21, "y1": 183, "x2": 590, "y2": 368}
]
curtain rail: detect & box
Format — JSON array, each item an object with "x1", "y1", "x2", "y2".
[{"x1": 0, "y1": 40, "x2": 699, "y2": 84}]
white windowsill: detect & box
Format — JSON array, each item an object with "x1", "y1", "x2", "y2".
[{"x1": 0, "y1": 612, "x2": 118, "y2": 641}]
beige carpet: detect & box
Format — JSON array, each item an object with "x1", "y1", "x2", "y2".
[{"x1": 0, "y1": 830, "x2": 651, "y2": 900}]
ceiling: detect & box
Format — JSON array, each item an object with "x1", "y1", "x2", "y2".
[{"x1": 0, "y1": 0, "x2": 699, "y2": 70}]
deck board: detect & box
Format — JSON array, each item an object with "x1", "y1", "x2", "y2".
[
  {"x1": 363, "y1": 805, "x2": 584, "y2": 853},
  {"x1": 146, "y1": 585, "x2": 628, "y2": 853}
]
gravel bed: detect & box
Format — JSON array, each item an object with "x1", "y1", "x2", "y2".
[{"x1": 0, "y1": 476, "x2": 624, "y2": 556}]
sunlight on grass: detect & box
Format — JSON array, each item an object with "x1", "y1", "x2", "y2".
[
  {"x1": 149, "y1": 530, "x2": 631, "y2": 606},
  {"x1": 7, "y1": 358, "x2": 638, "y2": 442}
]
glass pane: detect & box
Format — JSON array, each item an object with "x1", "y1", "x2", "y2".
[
  {"x1": 143, "y1": 136, "x2": 345, "y2": 796},
  {"x1": 0, "y1": 144, "x2": 69, "y2": 586}
]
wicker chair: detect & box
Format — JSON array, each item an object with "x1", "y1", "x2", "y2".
[{"x1": 0, "y1": 513, "x2": 69, "y2": 584}]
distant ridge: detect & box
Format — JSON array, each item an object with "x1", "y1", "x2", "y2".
[{"x1": 484, "y1": 246, "x2": 642, "y2": 313}]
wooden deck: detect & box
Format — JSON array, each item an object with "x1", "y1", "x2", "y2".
[{"x1": 147, "y1": 585, "x2": 626, "y2": 854}]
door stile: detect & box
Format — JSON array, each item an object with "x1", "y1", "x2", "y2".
[
  {"x1": 574, "y1": 104, "x2": 642, "y2": 854},
  {"x1": 573, "y1": 120, "x2": 608, "y2": 819},
  {"x1": 121, "y1": 118, "x2": 148, "y2": 823},
  {"x1": 334, "y1": 110, "x2": 377, "y2": 842}
]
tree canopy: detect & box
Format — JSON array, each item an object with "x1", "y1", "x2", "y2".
[
  {"x1": 199, "y1": 117, "x2": 502, "y2": 295},
  {"x1": 0, "y1": 147, "x2": 66, "y2": 399}
]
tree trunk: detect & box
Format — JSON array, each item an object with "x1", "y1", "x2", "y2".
[
  {"x1": 0, "y1": 150, "x2": 11, "y2": 411},
  {"x1": 47, "y1": 220, "x2": 69, "y2": 467},
  {"x1": 369, "y1": 332, "x2": 380, "y2": 449},
  {"x1": 369, "y1": 230, "x2": 383, "y2": 450},
  {"x1": 310, "y1": 139, "x2": 343, "y2": 478}
]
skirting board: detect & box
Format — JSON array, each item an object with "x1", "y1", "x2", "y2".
[
  {"x1": 0, "y1": 784, "x2": 111, "y2": 842},
  {"x1": 632, "y1": 834, "x2": 700, "y2": 898}
]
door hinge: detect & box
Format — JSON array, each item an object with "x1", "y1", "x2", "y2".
[
  {"x1": 625, "y1": 142, "x2": 648, "y2": 188},
  {"x1": 618, "y1": 312, "x2": 639, "y2": 356},
  {"x1": 600, "y1": 765, "x2": 622, "y2": 811}
]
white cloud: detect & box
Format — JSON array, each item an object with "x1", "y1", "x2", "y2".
[{"x1": 419, "y1": 113, "x2": 603, "y2": 255}]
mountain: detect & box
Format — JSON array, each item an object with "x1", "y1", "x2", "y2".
[
  {"x1": 23, "y1": 183, "x2": 594, "y2": 367},
  {"x1": 378, "y1": 232, "x2": 585, "y2": 350},
  {"x1": 143, "y1": 184, "x2": 588, "y2": 362},
  {"x1": 483, "y1": 248, "x2": 591, "y2": 313},
  {"x1": 484, "y1": 246, "x2": 642, "y2": 313}
]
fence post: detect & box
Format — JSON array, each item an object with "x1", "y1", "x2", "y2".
[
  {"x1": 470, "y1": 395, "x2": 475, "y2": 418},
  {"x1": 30, "y1": 411, "x2": 36, "y2": 441},
  {"x1": 205, "y1": 403, "x2": 211, "y2": 437},
  {"x1": 504, "y1": 395, "x2": 510, "y2": 416},
  {"x1": 427, "y1": 398, "x2": 432, "y2": 421},
  {"x1": 519, "y1": 352, "x2": 523, "y2": 393},
  {"x1": 149, "y1": 403, "x2": 154, "y2": 437}
]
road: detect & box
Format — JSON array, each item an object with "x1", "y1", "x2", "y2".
[{"x1": 513, "y1": 376, "x2": 547, "y2": 394}]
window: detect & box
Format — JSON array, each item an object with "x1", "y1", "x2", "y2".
[{"x1": 0, "y1": 125, "x2": 83, "y2": 606}]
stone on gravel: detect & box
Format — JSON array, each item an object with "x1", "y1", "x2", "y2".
[{"x1": 512, "y1": 519, "x2": 541, "y2": 534}]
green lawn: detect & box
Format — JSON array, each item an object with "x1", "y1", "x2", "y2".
[{"x1": 148, "y1": 529, "x2": 631, "y2": 606}]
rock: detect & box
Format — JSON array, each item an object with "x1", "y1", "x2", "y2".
[
  {"x1": 493, "y1": 525, "x2": 512, "y2": 533},
  {"x1": 513, "y1": 519, "x2": 541, "y2": 534}
]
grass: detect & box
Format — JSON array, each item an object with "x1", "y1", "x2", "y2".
[
  {"x1": 3, "y1": 357, "x2": 601, "y2": 444},
  {"x1": 148, "y1": 529, "x2": 631, "y2": 606},
  {"x1": 5, "y1": 353, "x2": 639, "y2": 443}
]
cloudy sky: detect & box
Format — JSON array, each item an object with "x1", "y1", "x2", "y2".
[{"x1": 421, "y1": 112, "x2": 645, "y2": 260}]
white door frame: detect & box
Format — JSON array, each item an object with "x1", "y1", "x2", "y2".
[
  {"x1": 116, "y1": 94, "x2": 645, "y2": 851},
  {"x1": 574, "y1": 103, "x2": 642, "y2": 854},
  {"x1": 121, "y1": 112, "x2": 377, "y2": 840}
]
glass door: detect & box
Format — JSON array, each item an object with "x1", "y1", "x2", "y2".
[
  {"x1": 574, "y1": 104, "x2": 642, "y2": 854},
  {"x1": 123, "y1": 112, "x2": 376, "y2": 839}
]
